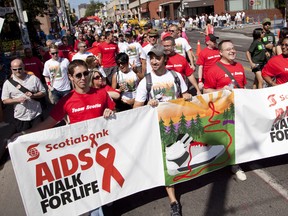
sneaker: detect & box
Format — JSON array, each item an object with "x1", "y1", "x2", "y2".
[
  {"x1": 165, "y1": 133, "x2": 225, "y2": 176},
  {"x1": 231, "y1": 165, "x2": 247, "y2": 181},
  {"x1": 170, "y1": 202, "x2": 181, "y2": 216}
]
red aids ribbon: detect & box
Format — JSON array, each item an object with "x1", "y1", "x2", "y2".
[
  {"x1": 96, "y1": 143, "x2": 125, "y2": 193},
  {"x1": 89, "y1": 134, "x2": 98, "y2": 148}
]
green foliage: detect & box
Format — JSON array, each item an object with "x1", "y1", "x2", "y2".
[
  {"x1": 84, "y1": 0, "x2": 104, "y2": 17},
  {"x1": 167, "y1": 118, "x2": 177, "y2": 143},
  {"x1": 178, "y1": 113, "x2": 187, "y2": 134}
]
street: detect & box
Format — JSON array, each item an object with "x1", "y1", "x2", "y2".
[{"x1": 1, "y1": 26, "x2": 288, "y2": 216}]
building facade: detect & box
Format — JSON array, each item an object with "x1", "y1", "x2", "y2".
[{"x1": 129, "y1": 0, "x2": 283, "y2": 21}]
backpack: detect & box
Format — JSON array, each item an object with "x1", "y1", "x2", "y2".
[{"x1": 145, "y1": 70, "x2": 182, "y2": 101}]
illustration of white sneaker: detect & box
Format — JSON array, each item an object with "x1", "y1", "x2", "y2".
[{"x1": 165, "y1": 134, "x2": 225, "y2": 176}]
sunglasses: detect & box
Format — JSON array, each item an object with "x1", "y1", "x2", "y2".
[
  {"x1": 93, "y1": 75, "x2": 102, "y2": 80},
  {"x1": 12, "y1": 67, "x2": 22, "y2": 71},
  {"x1": 74, "y1": 71, "x2": 89, "y2": 79},
  {"x1": 264, "y1": 23, "x2": 271, "y2": 26},
  {"x1": 281, "y1": 43, "x2": 288, "y2": 47},
  {"x1": 169, "y1": 30, "x2": 176, "y2": 33},
  {"x1": 80, "y1": 46, "x2": 87, "y2": 48},
  {"x1": 51, "y1": 52, "x2": 58, "y2": 55}
]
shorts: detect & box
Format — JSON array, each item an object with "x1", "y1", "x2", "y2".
[{"x1": 252, "y1": 64, "x2": 264, "y2": 73}]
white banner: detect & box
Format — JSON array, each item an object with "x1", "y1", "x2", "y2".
[
  {"x1": 9, "y1": 106, "x2": 164, "y2": 216},
  {"x1": 235, "y1": 83, "x2": 288, "y2": 164}
]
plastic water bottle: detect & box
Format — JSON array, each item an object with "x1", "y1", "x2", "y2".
[{"x1": 229, "y1": 79, "x2": 235, "y2": 89}]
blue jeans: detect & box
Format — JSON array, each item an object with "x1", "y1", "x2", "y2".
[
  {"x1": 90, "y1": 207, "x2": 104, "y2": 216},
  {"x1": 51, "y1": 89, "x2": 70, "y2": 104}
]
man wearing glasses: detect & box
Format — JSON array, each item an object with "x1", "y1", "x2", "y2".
[
  {"x1": 43, "y1": 44, "x2": 71, "y2": 104},
  {"x1": 74, "y1": 33, "x2": 89, "y2": 52},
  {"x1": 72, "y1": 42, "x2": 93, "y2": 61},
  {"x1": 1, "y1": 58, "x2": 46, "y2": 133},
  {"x1": 262, "y1": 18, "x2": 276, "y2": 58}
]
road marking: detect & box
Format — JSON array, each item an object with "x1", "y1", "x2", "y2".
[{"x1": 251, "y1": 165, "x2": 288, "y2": 201}]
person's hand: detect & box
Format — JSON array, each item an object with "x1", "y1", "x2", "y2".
[
  {"x1": 198, "y1": 82, "x2": 204, "y2": 90},
  {"x1": 190, "y1": 64, "x2": 196, "y2": 71},
  {"x1": 148, "y1": 99, "x2": 159, "y2": 107},
  {"x1": 25, "y1": 91, "x2": 33, "y2": 97},
  {"x1": 183, "y1": 93, "x2": 192, "y2": 101},
  {"x1": 266, "y1": 43, "x2": 273, "y2": 50},
  {"x1": 18, "y1": 96, "x2": 28, "y2": 104},
  {"x1": 196, "y1": 90, "x2": 202, "y2": 95},
  {"x1": 48, "y1": 85, "x2": 54, "y2": 91},
  {"x1": 130, "y1": 61, "x2": 138, "y2": 73},
  {"x1": 223, "y1": 85, "x2": 233, "y2": 91},
  {"x1": 251, "y1": 63, "x2": 256, "y2": 69},
  {"x1": 103, "y1": 108, "x2": 114, "y2": 118},
  {"x1": 265, "y1": 51, "x2": 270, "y2": 58}
]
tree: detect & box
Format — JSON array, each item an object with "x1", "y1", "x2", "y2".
[
  {"x1": 85, "y1": 0, "x2": 104, "y2": 17},
  {"x1": 178, "y1": 113, "x2": 187, "y2": 134},
  {"x1": 168, "y1": 118, "x2": 177, "y2": 143}
]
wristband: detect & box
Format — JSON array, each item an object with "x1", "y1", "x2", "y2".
[
  {"x1": 198, "y1": 78, "x2": 202, "y2": 83},
  {"x1": 47, "y1": 82, "x2": 51, "y2": 86}
]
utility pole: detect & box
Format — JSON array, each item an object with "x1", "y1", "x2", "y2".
[
  {"x1": 13, "y1": 0, "x2": 31, "y2": 49},
  {"x1": 138, "y1": 0, "x2": 141, "y2": 20}
]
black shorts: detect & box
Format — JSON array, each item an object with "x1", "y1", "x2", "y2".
[{"x1": 252, "y1": 64, "x2": 264, "y2": 73}]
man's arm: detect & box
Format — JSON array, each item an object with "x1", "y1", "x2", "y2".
[
  {"x1": 203, "y1": 88, "x2": 217, "y2": 93},
  {"x1": 197, "y1": 65, "x2": 204, "y2": 90},
  {"x1": 187, "y1": 74, "x2": 201, "y2": 95},
  {"x1": 187, "y1": 49, "x2": 196, "y2": 70}
]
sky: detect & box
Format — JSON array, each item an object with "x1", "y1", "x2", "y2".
[{"x1": 68, "y1": 0, "x2": 105, "y2": 17}]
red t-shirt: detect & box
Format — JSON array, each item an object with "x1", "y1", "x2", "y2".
[
  {"x1": 92, "y1": 41, "x2": 100, "y2": 47},
  {"x1": 262, "y1": 55, "x2": 288, "y2": 84},
  {"x1": 50, "y1": 88, "x2": 115, "y2": 124},
  {"x1": 98, "y1": 41, "x2": 119, "y2": 68},
  {"x1": 23, "y1": 57, "x2": 43, "y2": 80},
  {"x1": 196, "y1": 47, "x2": 221, "y2": 79},
  {"x1": 58, "y1": 44, "x2": 73, "y2": 60},
  {"x1": 204, "y1": 61, "x2": 247, "y2": 89},
  {"x1": 166, "y1": 53, "x2": 193, "y2": 78}
]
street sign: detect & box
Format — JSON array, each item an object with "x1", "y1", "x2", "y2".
[{"x1": 249, "y1": 0, "x2": 254, "y2": 6}]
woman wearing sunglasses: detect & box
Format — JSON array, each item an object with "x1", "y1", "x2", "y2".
[{"x1": 89, "y1": 69, "x2": 120, "y2": 100}]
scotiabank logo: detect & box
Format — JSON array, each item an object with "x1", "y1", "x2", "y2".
[{"x1": 27, "y1": 143, "x2": 40, "y2": 162}]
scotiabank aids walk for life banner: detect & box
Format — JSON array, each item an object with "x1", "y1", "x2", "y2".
[
  {"x1": 9, "y1": 84, "x2": 288, "y2": 215},
  {"x1": 8, "y1": 106, "x2": 165, "y2": 216}
]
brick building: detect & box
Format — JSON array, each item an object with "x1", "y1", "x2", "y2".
[{"x1": 129, "y1": 0, "x2": 284, "y2": 21}]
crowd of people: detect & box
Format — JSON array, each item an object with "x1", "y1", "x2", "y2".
[{"x1": 0, "y1": 15, "x2": 288, "y2": 216}]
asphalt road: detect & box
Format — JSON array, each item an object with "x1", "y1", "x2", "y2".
[{"x1": 1, "y1": 27, "x2": 288, "y2": 216}]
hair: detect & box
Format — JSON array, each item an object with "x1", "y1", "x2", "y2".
[
  {"x1": 85, "y1": 55, "x2": 97, "y2": 68},
  {"x1": 218, "y1": 40, "x2": 233, "y2": 51},
  {"x1": 162, "y1": 36, "x2": 175, "y2": 45},
  {"x1": 252, "y1": 28, "x2": 263, "y2": 41},
  {"x1": 61, "y1": 36, "x2": 67, "y2": 41},
  {"x1": 78, "y1": 41, "x2": 86, "y2": 48},
  {"x1": 169, "y1": 24, "x2": 178, "y2": 30},
  {"x1": 279, "y1": 28, "x2": 288, "y2": 44},
  {"x1": 88, "y1": 69, "x2": 102, "y2": 87},
  {"x1": 116, "y1": 53, "x2": 129, "y2": 64},
  {"x1": 68, "y1": 60, "x2": 88, "y2": 76},
  {"x1": 49, "y1": 44, "x2": 58, "y2": 51},
  {"x1": 105, "y1": 31, "x2": 112, "y2": 38}
]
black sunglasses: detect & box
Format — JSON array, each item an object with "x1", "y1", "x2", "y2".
[
  {"x1": 281, "y1": 43, "x2": 288, "y2": 47},
  {"x1": 51, "y1": 52, "x2": 58, "y2": 55},
  {"x1": 264, "y1": 23, "x2": 271, "y2": 26},
  {"x1": 169, "y1": 30, "x2": 175, "y2": 32},
  {"x1": 12, "y1": 67, "x2": 23, "y2": 71},
  {"x1": 93, "y1": 75, "x2": 102, "y2": 80},
  {"x1": 74, "y1": 71, "x2": 89, "y2": 79}
]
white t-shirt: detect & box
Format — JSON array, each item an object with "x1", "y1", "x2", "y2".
[
  {"x1": 143, "y1": 43, "x2": 153, "y2": 74},
  {"x1": 43, "y1": 57, "x2": 71, "y2": 91},
  {"x1": 175, "y1": 37, "x2": 192, "y2": 58},
  {"x1": 124, "y1": 41, "x2": 146, "y2": 67},
  {"x1": 135, "y1": 70, "x2": 187, "y2": 103},
  {"x1": 117, "y1": 69, "x2": 139, "y2": 100},
  {"x1": 72, "y1": 52, "x2": 93, "y2": 61},
  {"x1": 118, "y1": 41, "x2": 129, "y2": 53}
]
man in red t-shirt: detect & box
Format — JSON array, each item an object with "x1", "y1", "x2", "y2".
[
  {"x1": 197, "y1": 34, "x2": 221, "y2": 90},
  {"x1": 162, "y1": 36, "x2": 201, "y2": 95},
  {"x1": 16, "y1": 59, "x2": 115, "y2": 132},
  {"x1": 262, "y1": 37, "x2": 288, "y2": 86},
  {"x1": 98, "y1": 31, "x2": 119, "y2": 85},
  {"x1": 74, "y1": 33, "x2": 89, "y2": 52},
  {"x1": 204, "y1": 40, "x2": 247, "y2": 92},
  {"x1": 58, "y1": 36, "x2": 73, "y2": 60},
  {"x1": 23, "y1": 48, "x2": 44, "y2": 81}
]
